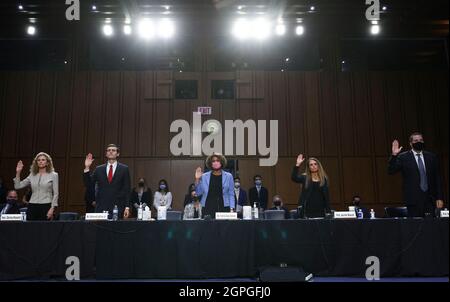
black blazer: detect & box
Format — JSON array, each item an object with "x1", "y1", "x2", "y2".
[
  {"x1": 248, "y1": 186, "x2": 269, "y2": 210},
  {"x1": 388, "y1": 150, "x2": 443, "y2": 206},
  {"x1": 291, "y1": 166, "x2": 331, "y2": 217},
  {"x1": 0, "y1": 202, "x2": 21, "y2": 214},
  {"x1": 83, "y1": 162, "x2": 131, "y2": 214}
]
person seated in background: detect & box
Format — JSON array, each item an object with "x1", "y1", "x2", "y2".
[
  {"x1": 352, "y1": 195, "x2": 370, "y2": 218},
  {"x1": 269, "y1": 194, "x2": 290, "y2": 219},
  {"x1": 153, "y1": 179, "x2": 173, "y2": 210},
  {"x1": 130, "y1": 178, "x2": 152, "y2": 217},
  {"x1": 0, "y1": 190, "x2": 21, "y2": 215},
  {"x1": 233, "y1": 176, "x2": 248, "y2": 213},
  {"x1": 183, "y1": 184, "x2": 202, "y2": 219}
]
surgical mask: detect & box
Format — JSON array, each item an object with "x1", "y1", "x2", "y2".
[
  {"x1": 212, "y1": 162, "x2": 221, "y2": 170},
  {"x1": 234, "y1": 182, "x2": 240, "y2": 188},
  {"x1": 412, "y1": 142, "x2": 425, "y2": 151},
  {"x1": 159, "y1": 184, "x2": 166, "y2": 190},
  {"x1": 6, "y1": 198, "x2": 17, "y2": 205},
  {"x1": 255, "y1": 180, "x2": 262, "y2": 186},
  {"x1": 273, "y1": 200, "x2": 281, "y2": 207}
]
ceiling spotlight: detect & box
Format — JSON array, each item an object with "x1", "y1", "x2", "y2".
[
  {"x1": 275, "y1": 24, "x2": 286, "y2": 36},
  {"x1": 64, "y1": 60, "x2": 68, "y2": 64},
  {"x1": 237, "y1": 6, "x2": 243, "y2": 10},
  {"x1": 157, "y1": 18, "x2": 175, "y2": 38},
  {"x1": 295, "y1": 25, "x2": 304, "y2": 35},
  {"x1": 341, "y1": 60, "x2": 345, "y2": 64},
  {"x1": 370, "y1": 24, "x2": 380, "y2": 35},
  {"x1": 252, "y1": 18, "x2": 271, "y2": 40},
  {"x1": 382, "y1": 6, "x2": 387, "y2": 11},
  {"x1": 310, "y1": 6, "x2": 315, "y2": 11},
  {"x1": 285, "y1": 57, "x2": 290, "y2": 62},
  {"x1": 232, "y1": 19, "x2": 250, "y2": 40},
  {"x1": 18, "y1": 4, "x2": 23, "y2": 10},
  {"x1": 123, "y1": 24, "x2": 132, "y2": 35},
  {"x1": 103, "y1": 24, "x2": 113, "y2": 36},
  {"x1": 371, "y1": 20, "x2": 379, "y2": 25},
  {"x1": 92, "y1": 5, "x2": 97, "y2": 11},
  {"x1": 138, "y1": 19, "x2": 155, "y2": 39},
  {"x1": 164, "y1": 5, "x2": 170, "y2": 10},
  {"x1": 27, "y1": 25, "x2": 36, "y2": 35}
]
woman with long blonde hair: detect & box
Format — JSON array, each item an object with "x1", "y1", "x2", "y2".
[
  {"x1": 14, "y1": 152, "x2": 59, "y2": 220},
  {"x1": 291, "y1": 154, "x2": 331, "y2": 218}
]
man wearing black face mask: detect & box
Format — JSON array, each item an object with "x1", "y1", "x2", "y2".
[
  {"x1": 269, "y1": 195, "x2": 289, "y2": 219},
  {"x1": 0, "y1": 190, "x2": 21, "y2": 215},
  {"x1": 388, "y1": 132, "x2": 444, "y2": 217}
]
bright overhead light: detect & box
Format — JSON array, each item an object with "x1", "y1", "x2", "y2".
[
  {"x1": 371, "y1": 20, "x2": 379, "y2": 25},
  {"x1": 295, "y1": 25, "x2": 304, "y2": 35},
  {"x1": 382, "y1": 6, "x2": 387, "y2": 11},
  {"x1": 18, "y1": 4, "x2": 23, "y2": 10},
  {"x1": 310, "y1": 6, "x2": 315, "y2": 11},
  {"x1": 103, "y1": 24, "x2": 113, "y2": 36},
  {"x1": 157, "y1": 19, "x2": 175, "y2": 38},
  {"x1": 232, "y1": 19, "x2": 250, "y2": 39},
  {"x1": 275, "y1": 24, "x2": 286, "y2": 36},
  {"x1": 370, "y1": 24, "x2": 380, "y2": 35},
  {"x1": 138, "y1": 19, "x2": 155, "y2": 39},
  {"x1": 252, "y1": 18, "x2": 271, "y2": 40},
  {"x1": 92, "y1": 5, "x2": 97, "y2": 11},
  {"x1": 123, "y1": 24, "x2": 132, "y2": 35},
  {"x1": 27, "y1": 25, "x2": 36, "y2": 35}
]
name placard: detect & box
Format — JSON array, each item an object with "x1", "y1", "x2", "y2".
[
  {"x1": 333, "y1": 211, "x2": 357, "y2": 219},
  {"x1": 440, "y1": 210, "x2": 449, "y2": 218},
  {"x1": 1, "y1": 214, "x2": 23, "y2": 221},
  {"x1": 215, "y1": 212, "x2": 238, "y2": 220},
  {"x1": 85, "y1": 213, "x2": 109, "y2": 220}
]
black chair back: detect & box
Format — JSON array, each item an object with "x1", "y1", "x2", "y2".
[
  {"x1": 384, "y1": 207, "x2": 408, "y2": 218},
  {"x1": 166, "y1": 210, "x2": 182, "y2": 221},
  {"x1": 264, "y1": 210, "x2": 286, "y2": 220},
  {"x1": 58, "y1": 212, "x2": 79, "y2": 221}
]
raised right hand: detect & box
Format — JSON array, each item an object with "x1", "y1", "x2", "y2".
[
  {"x1": 391, "y1": 140, "x2": 403, "y2": 156},
  {"x1": 296, "y1": 154, "x2": 305, "y2": 167},
  {"x1": 195, "y1": 167, "x2": 203, "y2": 180},
  {"x1": 85, "y1": 153, "x2": 94, "y2": 169},
  {"x1": 16, "y1": 160, "x2": 24, "y2": 174}
]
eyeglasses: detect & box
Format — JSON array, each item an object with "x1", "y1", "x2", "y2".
[{"x1": 106, "y1": 149, "x2": 118, "y2": 152}]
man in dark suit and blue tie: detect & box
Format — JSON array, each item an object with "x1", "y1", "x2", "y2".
[
  {"x1": 83, "y1": 144, "x2": 131, "y2": 219},
  {"x1": 388, "y1": 132, "x2": 445, "y2": 217}
]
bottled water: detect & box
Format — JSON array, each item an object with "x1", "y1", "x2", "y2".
[
  {"x1": 253, "y1": 203, "x2": 259, "y2": 220},
  {"x1": 357, "y1": 209, "x2": 363, "y2": 219},
  {"x1": 137, "y1": 203, "x2": 143, "y2": 220},
  {"x1": 112, "y1": 205, "x2": 119, "y2": 221},
  {"x1": 370, "y1": 209, "x2": 375, "y2": 219}
]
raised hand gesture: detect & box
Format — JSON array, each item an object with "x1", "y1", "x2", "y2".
[
  {"x1": 392, "y1": 140, "x2": 403, "y2": 156},
  {"x1": 195, "y1": 167, "x2": 203, "y2": 181},
  {"x1": 296, "y1": 154, "x2": 305, "y2": 167},
  {"x1": 16, "y1": 160, "x2": 24, "y2": 175},
  {"x1": 85, "y1": 153, "x2": 94, "y2": 169}
]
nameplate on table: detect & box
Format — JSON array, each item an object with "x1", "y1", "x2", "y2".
[
  {"x1": 85, "y1": 213, "x2": 109, "y2": 220},
  {"x1": 334, "y1": 211, "x2": 357, "y2": 219},
  {"x1": 215, "y1": 212, "x2": 238, "y2": 220},
  {"x1": 1, "y1": 214, "x2": 23, "y2": 221},
  {"x1": 440, "y1": 210, "x2": 449, "y2": 218}
]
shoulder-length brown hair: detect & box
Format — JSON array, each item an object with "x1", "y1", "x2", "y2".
[
  {"x1": 303, "y1": 157, "x2": 328, "y2": 188},
  {"x1": 30, "y1": 152, "x2": 55, "y2": 175}
]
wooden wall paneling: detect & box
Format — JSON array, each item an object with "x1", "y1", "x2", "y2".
[
  {"x1": 156, "y1": 71, "x2": 172, "y2": 100},
  {"x1": 342, "y1": 157, "x2": 376, "y2": 205},
  {"x1": 86, "y1": 71, "x2": 104, "y2": 157},
  {"x1": 66, "y1": 157, "x2": 87, "y2": 209},
  {"x1": 401, "y1": 72, "x2": 420, "y2": 139},
  {"x1": 352, "y1": 72, "x2": 372, "y2": 156},
  {"x1": 52, "y1": 72, "x2": 72, "y2": 157},
  {"x1": 375, "y1": 156, "x2": 403, "y2": 204},
  {"x1": 288, "y1": 72, "x2": 306, "y2": 157},
  {"x1": 69, "y1": 72, "x2": 88, "y2": 156},
  {"x1": 120, "y1": 71, "x2": 138, "y2": 157},
  {"x1": 138, "y1": 72, "x2": 154, "y2": 156},
  {"x1": 435, "y1": 72, "x2": 449, "y2": 153},
  {"x1": 320, "y1": 157, "x2": 341, "y2": 208},
  {"x1": 304, "y1": 72, "x2": 321, "y2": 157},
  {"x1": 17, "y1": 72, "x2": 38, "y2": 157},
  {"x1": 170, "y1": 159, "x2": 204, "y2": 210},
  {"x1": 154, "y1": 99, "x2": 171, "y2": 156},
  {"x1": 52, "y1": 157, "x2": 66, "y2": 210},
  {"x1": 103, "y1": 72, "x2": 121, "y2": 148},
  {"x1": 368, "y1": 72, "x2": 389, "y2": 156},
  {"x1": 34, "y1": 72, "x2": 55, "y2": 153},
  {"x1": 236, "y1": 70, "x2": 252, "y2": 99},
  {"x1": 274, "y1": 157, "x2": 300, "y2": 207},
  {"x1": 385, "y1": 73, "x2": 406, "y2": 148},
  {"x1": 319, "y1": 72, "x2": 339, "y2": 156},
  {"x1": 270, "y1": 72, "x2": 288, "y2": 157},
  {"x1": 337, "y1": 72, "x2": 355, "y2": 156},
  {"x1": 417, "y1": 72, "x2": 438, "y2": 151}
]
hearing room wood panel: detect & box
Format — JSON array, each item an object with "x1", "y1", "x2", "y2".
[
  {"x1": 34, "y1": 72, "x2": 55, "y2": 154},
  {"x1": 86, "y1": 72, "x2": 104, "y2": 157},
  {"x1": 18, "y1": 72, "x2": 38, "y2": 157},
  {"x1": 52, "y1": 72, "x2": 72, "y2": 158}
]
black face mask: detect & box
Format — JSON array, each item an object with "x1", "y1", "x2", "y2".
[
  {"x1": 138, "y1": 182, "x2": 145, "y2": 187},
  {"x1": 6, "y1": 198, "x2": 17, "y2": 205},
  {"x1": 412, "y1": 142, "x2": 425, "y2": 151},
  {"x1": 353, "y1": 200, "x2": 360, "y2": 206},
  {"x1": 273, "y1": 200, "x2": 281, "y2": 207}
]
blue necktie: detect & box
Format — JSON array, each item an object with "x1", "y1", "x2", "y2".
[{"x1": 416, "y1": 153, "x2": 428, "y2": 192}]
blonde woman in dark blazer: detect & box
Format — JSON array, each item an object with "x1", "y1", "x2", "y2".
[{"x1": 14, "y1": 152, "x2": 59, "y2": 220}]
